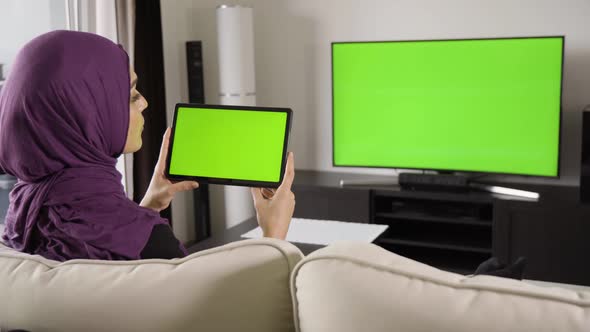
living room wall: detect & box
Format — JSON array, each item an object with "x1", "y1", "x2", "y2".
[
  {"x1": 0, "y1": 0, "x2": 66, "y2": 75},
  {"x1": 160, "y1": 0, "x2": 590, "y2": 241}
]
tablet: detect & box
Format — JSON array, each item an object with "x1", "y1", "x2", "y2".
[{"x1": 166, "y1": 103, "x2": 292, "y2": 188}]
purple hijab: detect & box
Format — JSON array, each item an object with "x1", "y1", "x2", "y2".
[{"x1": 0, "y1": 30, "x2": 169, "y2": 261}]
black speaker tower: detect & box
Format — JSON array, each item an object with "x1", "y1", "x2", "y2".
[
  {"x1": 186, "y1": 41, "x2": 211, "y2": 242},
  {"x1": 186, "y1": 41, "x2": 205, "y2": 104},
  {"x1": 581, "y1": 107, "x2": 590, "y2": 202}
]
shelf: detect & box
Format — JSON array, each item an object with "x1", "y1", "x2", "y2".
[
  {"x1": 373, "y1": 189, "x2": 495, "y2": 204},
  {"x1": 374, "y1": 195, "x2": 493, "y2": 222},
  {"x1": 378, "y1": 238, "x2": 491, "y2": 254},
  {"x1": 375, "y1": 211, "x2": 491, "y2": 227},
  {"x1": 376, "y1": 219, "x2": 492, "y2": 254},
  {"x1": 372, "y1": 190, "x2": 494, "y2": 273}
]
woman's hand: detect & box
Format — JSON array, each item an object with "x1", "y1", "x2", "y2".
[
  {"x1": 251, "y1": 152, "x2": 295, "y2": 240},
  {"x1": 140, "y1": 128, "x2": 199, "y2": 212}
]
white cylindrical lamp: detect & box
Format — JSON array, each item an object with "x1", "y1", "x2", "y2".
[
  {"x1": 217, "y1": 4, "x2": 256, "y2": 106},
  {"x1": 214, "y1": 4, "x2": 256, "y2": 229}
]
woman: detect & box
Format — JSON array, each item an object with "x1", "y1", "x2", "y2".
[{"x1": 0, "y1": 30, "x2": 295, "y2": 261}]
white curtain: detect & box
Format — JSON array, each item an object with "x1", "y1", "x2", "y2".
[
  {"x1": 65, "y1": 0, "x2": 135, "y2": 198},
  {"x1": 114, "y1": 0, "x2": 136, "y2": 200}
]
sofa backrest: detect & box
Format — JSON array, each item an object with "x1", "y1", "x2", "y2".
[
  {"x1": 291, "y1": 242, "x2": 590, "y2": 332},
  {"x1": 0, "y1": 238, "x2": 303, "y2": 332}
]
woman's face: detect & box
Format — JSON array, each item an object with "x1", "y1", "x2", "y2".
[{"x1": 122, "y1": 69, "x2": 148, "y2": 154}]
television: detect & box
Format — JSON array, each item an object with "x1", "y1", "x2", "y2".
[{"x1": 332, "y1": 36, "x2": 564, "y2": 177}]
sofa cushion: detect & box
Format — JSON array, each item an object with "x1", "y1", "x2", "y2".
[
  {"x1": 291, "y1": 242, "x2": 590, "y2": 332},
  {"x1": 0, "y1": 238, "x2": 303, "y2": 332}
]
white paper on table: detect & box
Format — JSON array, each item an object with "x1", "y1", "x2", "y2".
[{"x1": 241, "y1": 218, "x2": 389, "y2": 246}]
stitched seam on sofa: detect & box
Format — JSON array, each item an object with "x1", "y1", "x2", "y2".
[
  {"x1": 0, "y1": 240, "x2": 302, "y2": 271},
  {"x1": 290, "y1": 256, "x2": 308, "y2": 332},
  {"x1": 291, "y1": 255, "x2": 590, "y2": 308},
  {"x1": 0, "y1": 240, "x2": 289, "y2": 267}
]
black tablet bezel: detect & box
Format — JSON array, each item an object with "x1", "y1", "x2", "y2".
[{"x1": 165, "y1": 103, "x2": 293, "y2": 188}]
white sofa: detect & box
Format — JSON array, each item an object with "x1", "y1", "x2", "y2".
[
  {"x1": 291, "y1": 242, "x2": 590, "y2": 332},
  {"x1": 1, "y1": 239, "x2": 589, "y2": 332},
  {"x1": 0, "y1": 239, "x2": 303, "y2": 332}
]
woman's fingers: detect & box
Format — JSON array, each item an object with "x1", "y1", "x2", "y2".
[
  {"x1": 155, "y1": 127, "x2": 172, "y2": 174},
  {"x1": 251, "y1": 187, "x2": 265, "y2": 206},
  {"x1": 277, "y1": 152, "x2": 295, "y2": 194},
  {"x1": 170, "y1": 180, "x2": 199, "y2": 195}
]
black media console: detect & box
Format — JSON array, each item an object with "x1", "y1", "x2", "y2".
[
  {"x1": 291, "y1": 170, "x2": 590, "y2": 285},
  {"x1": 372, "y1": 188, "x2": 493, "y2": 274}
]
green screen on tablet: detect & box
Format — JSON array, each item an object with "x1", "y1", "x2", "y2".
[{"x1": 166, "y1": 104, "x2": 292, "y2": 187}]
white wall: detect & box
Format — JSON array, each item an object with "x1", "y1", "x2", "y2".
[
  {"x1": 161, "y1": 0, "x2": 590, "y2": 238},
  {"x1": 0, "y1": 0, "x2": 66, "y2": 77}
]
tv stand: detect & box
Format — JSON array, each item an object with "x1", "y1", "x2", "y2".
[{"x1": 292, "y1": 170, "x2": 590, "y2": 284}]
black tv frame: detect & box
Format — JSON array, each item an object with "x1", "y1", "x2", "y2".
[{"x1": 331, "y1": 35, "x2": 565, "y2": 178}]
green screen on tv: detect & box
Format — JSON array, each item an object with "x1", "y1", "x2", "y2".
[
  {"x1": 169, "y1": 106, "x2": 289, "y2": 183},
  {"x1": 333, "y1": 37, "x2": 563, "y2": 176}
]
